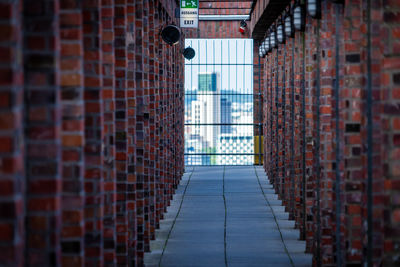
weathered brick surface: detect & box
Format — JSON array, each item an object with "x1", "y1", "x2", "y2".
[
  {"x1": 2, "y1": 0, "x2": 400, "y2": 266},
  {"x1": 23, "y1": 0, "x2": 62, "y2": 265},
  {"x1": 82, "y1": 0, "x2": 104, "y2": 265},
  {"x1": 258, "y1": 0, "x2": 400, "y2": 266},
  {"x1": 60, "y1": 0, "x2": 85, "y2": 265},
  {"x1": 0, "y1": 0, "x2": 24, "y2": 266},
  {"x1": 0, "y1": 0, "x2": 184, "y2": 266}
]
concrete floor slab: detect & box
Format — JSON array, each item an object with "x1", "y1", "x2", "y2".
[{"x1": 144, "y1": 166, "x2": 312, "y2": 267}]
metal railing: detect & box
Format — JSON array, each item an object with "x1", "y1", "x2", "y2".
[{"x1": 184, "y1": 38, "x2": 262, "y2": 166}]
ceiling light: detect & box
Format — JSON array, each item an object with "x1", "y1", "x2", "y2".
[{"x1": 161, "y1": 25, "x2": 181, "y2": 45}]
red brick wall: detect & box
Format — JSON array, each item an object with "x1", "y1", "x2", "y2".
[
  {"x1": 185, "y1": 19, "x2": 251, "y2": 38},
  {"x1": 82, "y1": 0, "x2": 105, "y2": 265},
  {"x1": 0, "y1": 0, "x2": 184, "y2": 266},
  {"x1": 380, "y1": 0, "x2": 400, "y2": 265},
  {"x1": 60, "y1": 0, "x2": 85, "y2": 265},
  {"x1": 0, "y1": 0, "x2": 24, "y2": 265},
  {"x1": 259, "y1": 0, "x2": 400, "y2": 266},
  {"x1": 23, "y1": 0, "x2": 62, "y2": 265}
]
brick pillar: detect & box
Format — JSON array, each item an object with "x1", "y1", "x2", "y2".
[
  {"x1": 114, "y1": 0, "x2": 129, "y2": 264},
  {"x1": 148, "y1": 0, "x2": 157, "y2": 240},
  {"x1": 164, "y1": 9, "x2": 171, "y2": 209},
  {"x1": 264, "y1": 49, "x2": 274, "y2": 182},
  {"x1": 157, "y1": 5, "x2": 167, "y2": 224},
  {"x1": 159, "y1": 8, "x2": 167, "y2": 218},
  {"x1": 283, "y1": 40, "x2": 291, "y2": 213},
  {"x1": 82, "y1": 0, "x2": 104, "y2": 265},
  {"x1": 83, "y1": 0, "x2": 104, "y2": 265},
  {"x1": 277, "y1": 45, "x2": 284, "y2": 198},
  {"x1": 284, "y1": 38, "x2": 295, "y2": 220},
  {"x1": 270, "y1": 47, "x2": 278, "y2": 187},
  {"x1": 280, "y1": 41, "x2": 288, "y2": 209},
  {"x1": 134, "y1": 0, "x2": 145, "y2": 263},
  {"x1": 318, "y1": 2, "x2": 336, "y2": 265},
  {"x1": 341, "y1": 1, "x2": 367, "y2": 264},
  {"x1": 23, "y1": 0, "x2": 62, "y2": 265},
  {"x1": 101, "y1": 0, "x2": 116, "y2": 264},
  {"x1": 59, "y1": 1, "x2": 85, "y2": 265},
  {"x1": 153, "y1": 2, "x2": 162, "y2": 229},
  {"x1": 142, "y1": 0, "x2": 151, "y2": 251},
  {"x1": 262, "y1": 51, "x2": 269, "y2": 172},
  {"x1": 165, "y1": 15, "x2": 173, "y2": 206},
  {"x1": 380, "y1": 0, "x2": 400, "y2": 265},
  {"x1": 0, "y1": 0, "x2": 24, "y2": 265},
  {"x1": 176, "y1": 35, "x2": 184, "y2": 183},
  {"x1": 309, "y1": 17, "x2": 323, "y2": 265},
  {"x1": 293, "y1": 31, "x2": 305, "y2": 238},
  {"x1": 126, "y1": 0, "x2": 137, "y2": 264},
  {"x1": 304, "y1": 18, "x2": 316, "y2": 254}
]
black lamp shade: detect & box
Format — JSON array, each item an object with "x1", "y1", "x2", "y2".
[
  {"x1": 265, "y1": 37, "x2": 270, "y2": 52},
  {"x1": 307, "y1": 0, "x2": 321, "y2": 19},
  {"x1": 270, "y1": 31, "x2": 277, "y2": 48},
  {"x1": 161, "y1": 25, "x2": 181, "y2": 45},
  {"x1": 284, "y1": 15, "x2": 294, "y2": 38},
  {"x1": 183, "y1": 47, "x2": 195, "y2": 60},
  {"x1": 261, "y1": 46, "x2": 266, "y2": 58},
  {"x1": 294, "y1": 4, "x2": 305, "y2": 31},
  {"x1": 277, "y1": 23, "x2": 285, "y2": 44}
]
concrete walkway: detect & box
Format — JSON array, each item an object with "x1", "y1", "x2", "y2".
[{"x1": 144, "y1": 166, "x2": 312, "y2": 267}]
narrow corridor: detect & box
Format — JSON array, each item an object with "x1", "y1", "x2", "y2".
[{"x1": 145, "y1": 166, "x2": 312, "y2": 267}]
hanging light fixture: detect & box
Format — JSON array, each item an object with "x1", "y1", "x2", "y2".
[
  {"x1": 259, "y1": 47, "x2": 264, "y2": 58},
  {"x1": 264, "y1": 36, "x2": 271, "y2": 53},
  {"x1": 284, "y1": 9, "x2": 294, "y2": 38},
  {"x1": 307, "y1": 0, "x2": 321, "y2": 19},
  {"x1": 239, "y1": 20, "x2": 247, "y2": 34},
  {"x1": 293, "y1": 1, "x2": 305, "y2": 32},
  {"x1": 259, "y1": 40, "x2": 266, "y2": 57},
  {"x1": 277, "y1": 20, "x2": 285, "y2": 44},
  {"x1": 262, "y1": 40, "x2": 268, "y2": 56},
  {"x1": 182, "y1": 47, "x2": 195, "y2": 60},
  {"x1": 270, "y1": 29, "x2": 277, "y2": 48},
  {"x1": 161, "y1": 25, "x2": 181, "y2": 45}
]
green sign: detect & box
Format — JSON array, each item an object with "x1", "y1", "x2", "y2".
[{"x1": 181, "y1": 0, "x2": 198, "y2": 9}]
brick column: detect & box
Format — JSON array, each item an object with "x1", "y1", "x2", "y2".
[
  {"x1": 101, "y1": 0, "x2": 116, "y2": 264},
  {"x1": 0, "y1": 0, "x2": 24, "y2": 265},
  {"x1": 318, "y1": 2, "x2": 336, "y2": 265},
  {"x1": 303, "y1": 18, "x2": 316, "y2": 254},
  {"x1": 275, "y1": 44, "x2": 281, "y2": 197},
  {"x1": 59, "y1": 1, "x2": 85, "y2": 265},
  {"x1": 284, "y1": 38, "x2": 295, "y2": 220},
  {"x1": 134, "y1": 1, "x2": 145, "y2": 263},
  {"x1": 283, "y1": 40, "x2": 291, "y2": 212},
  {"x1": 153, "y1": 2, "x2": 163, "y2": 229},
  {"x1": 23, "y1": 0, "x2": 62, "y2": 265},
  {"x1": 148, "y1": 0, "x2": 157, "y2": 240},
  {"x1": 270, "y1": 47, "x2": 278, "y2": 187},
  {"x1": 82, "y1": 0, "x2": 104, "y2": 265},
  {"x1": 341, "y1": 1, "x2": 367, "y2": 264},
  {"x1": 126, "y1": 0, "x2": 137, "y2": 265},
  {"x1": 114, "y1": 0, "x2": 129, "y2": 264},
  {"x1": 142, "y1": 0, "x2": 151, "y2": 251},
  {"x1": 380, "y1": 0, "x2": 400, "y2": 265},
  {"x1": 293, "y1": 30, "x2": 305, "y2": 238}
]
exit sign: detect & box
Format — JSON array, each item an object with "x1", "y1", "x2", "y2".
[
  {"x1": 181, "y1": 0, "x2": 198, "y2": 9},
  {"x1": 180, "y1": 0, "x2": 198, "y2": 28}
]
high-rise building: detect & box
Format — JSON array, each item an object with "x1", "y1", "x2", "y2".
[
  {"x1": 195, "y1": 72, "x2": 220, "y2": 147},
  {"x1": 221, "y1": 98, "x2": 232, "y2": 134}
]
